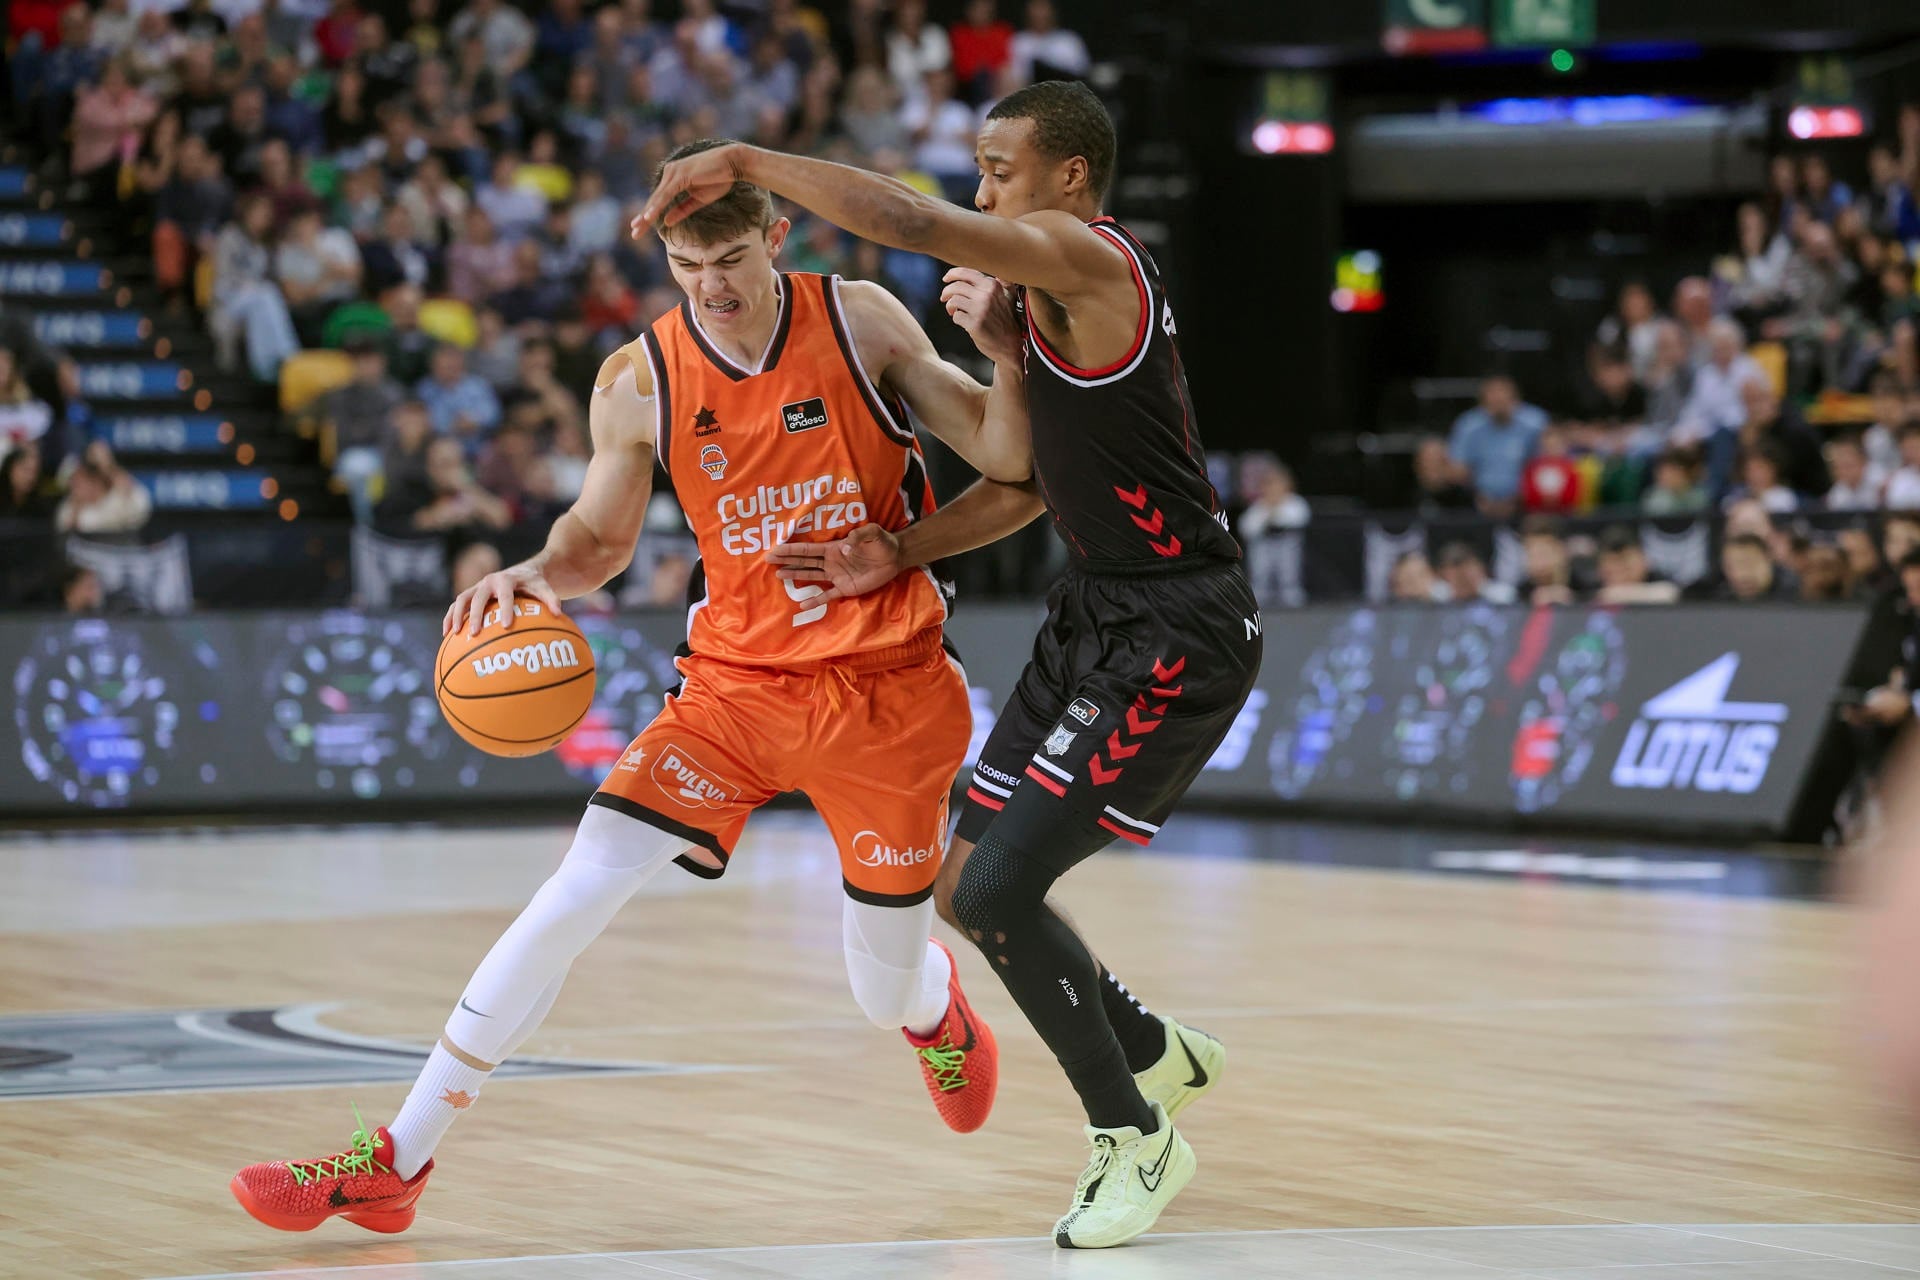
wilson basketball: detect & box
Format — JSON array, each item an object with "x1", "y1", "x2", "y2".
[{"x1": 435, "y1": 596, "x2": 596, "y2": 757}]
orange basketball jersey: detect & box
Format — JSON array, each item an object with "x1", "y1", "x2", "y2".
[{"x1": 613, "y1": 272, "x2": 948, "y2": 670}]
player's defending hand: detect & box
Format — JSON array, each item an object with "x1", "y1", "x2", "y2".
[
  {"x1": 766, "y1": 525, "x2": 903, "y2": 603},
  {"x1": 942, "y1": 267, "x2": 1021, "y2": 367},
  {"x1": 445, "y1": 565, "x2": 566, "y2": 637},
  {"x1": 632, "y1": 143, "x2": 747, "y2": 234}
]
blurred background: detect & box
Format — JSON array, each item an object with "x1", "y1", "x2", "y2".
[{"x1": 3, "y1": 0, "x2": 1920, "y2": 848}]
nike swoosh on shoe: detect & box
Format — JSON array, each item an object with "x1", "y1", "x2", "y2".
[{"x1": 1175, "y1": 1031, "x2": 1209, "y2": 1089}]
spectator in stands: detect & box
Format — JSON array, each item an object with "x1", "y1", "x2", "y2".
[
  {"x1": 1388, "y1": 551, "x2": 1445, "y2": 604},
  {"x1": 1518, "y1": 423, "x2": 1585, "y2": 514},
  {"x1": 450, "y1": 540, "x2": 504, "y2": 596},
  {"x1": 1594, "y1": 526, "x2": 1679, "y2": 605},
  {"x1": 1673, "y1": 276, "x2": 1717, "y2": 369},
  {"x1": 1726, "y1": 201, "x2": 1792, "y2": 323},
  {"x1": 905, "y1": 68, "x2": 983, "y2": 201},
  {"x1": 451, "y1": 0, "x2": 535, "y2": 75},
  {"x1": 1826, "y1": 433, "x2": 1886, "y2": 511},
  {"x1": 446, "y1": 207, "x2": 517, "y2": 305},
  {"x1": 841, "y1": 65, "x2": 908, "y2": 154},
  {"x1": 1641, "y1": 320, "x2": 1694, "y2": 438},
  {"x1": 60, "y1": 563, "x2": 104, "y2": 614},
  {"x1": 0, "y1": 442, "x2": 52, "y2": 519},
  {"x1": 54, "y1": 445, "x2": 151, "y2": 535},
  {"x1": 490, "y1": 240, "x2": 567, "y2": 325},
  {"x1": 1676, "y1": 320, "x2": 1764, "y2": 448},
  {"x1": 1869, "y1": 144, "x2": 1920, "y2": 243},
  {"x1": 323, "y1": 340, "x2": 406, "y2": 524},
  {"x1": 1011, "y1": 0, "x2": 1087, "y2": 84},
  {"x1": 469, "y1": 305, "x2": 522, "y2": 388},
  {"x1": 1799, "y1": 540, "x2": 1851, "y2": 602},
  {"x1": 1843, "y1": 549, "x2": 1920, "y2": 754},
  {"x1": 0, "y1": 347, "x2": 55, "y2": 455},
  {"x1": 1412, "y1": 434, "x2": 1473, "y2": 513},
  {"x1": 1520, "y1": 515, "x2": 1575, "y2": 605},
  {"x1": 950, "y1": 0, "x2": 1013, "y2": 104},
  {"x1": 475, "y1": 150, "x2": 547, "y2": 241},
  {"x1": 1731, "y1": 374, "x2": 1827, "y2": 497},
  {"x1": 275, "y1": 203, "x2": 364, "y2": 344},
  {"x1": 385, "y1": 434, "x2": 511, "y2": 536},
  {"x1": 1889, "y1": 423, "x2": 1920, "y2": 510},
  {"x1": 1641, "y1": 447, "x2": 1709, "y2": 515},
  {"x1": 1594, "y1": 281, "x2": 1661, "y2": 384},
  {"x1": 361, "y1": 203, "x2": 434, "y2": 296},
  {"x1": 1717, "y1": 532, "x2": 1794, "y2": 602},
  {"x1": 1236, "y1": 453, "x2": 1309, "y2": 538},
  {"x1": 417, "y1": 343, "x2": 501, "y2": 454},
  {"x1": 1579, "y1": 348, "x2": 1648, "y2": 432},
  {"x1": 395, "y1": 153, "x2": 471, "y2": 250},
  {"x1": 1448, "y1": 375, "x2": 1546, "y2": 516},
  {"x1": 1723, "y1": 443, "x2": 1798, "y2": 514},
  {"x1": 1435, "y1": 541, "x2": 1515, "y2": 604},
  {"x1": 1765, "y1": 220, "x2": 1858, "y2": 393},
  {"x1": 151, "y1": 134, "x2": 232, "y2": 310},
  {"x1": 208, "y1": 194, "x2": 298, "y2": 380},
  {"x1": 70, "y1": 57, "x2": 159, "y2": 201},
  {"x1": 1801, "y1": 153, "x2": 1853, "y2": 225}
]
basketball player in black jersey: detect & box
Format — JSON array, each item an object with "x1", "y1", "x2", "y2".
[{"x1": 640, "y1": 81, "x2": 1262, "y2": 1248}]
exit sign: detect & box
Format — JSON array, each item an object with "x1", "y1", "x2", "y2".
[
  {"x1": 1383, "y1": 0, "x2": 1487, "y2": 56},
  {"x1": 1493, "y1": 0, "x2": 1594, "y2": 47}
]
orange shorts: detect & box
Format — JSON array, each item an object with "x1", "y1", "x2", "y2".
[{"x1": 590, "y1": 643, "x2": 973, "y2": 904}]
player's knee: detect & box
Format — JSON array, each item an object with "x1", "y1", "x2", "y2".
[{"x1": 950, "y1": 831, "x2": 1051, "y2": 953}]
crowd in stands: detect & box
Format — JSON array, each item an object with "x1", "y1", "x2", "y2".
[{"x1": 3, "y1": 0, "x2": 1091, "y2": 602}]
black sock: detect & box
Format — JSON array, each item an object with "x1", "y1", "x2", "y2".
[
  {"x1": 1100, "y1": 969, "x2": 1167, "y2": 1074},
  {"x1": 952, "y1": 832, "x2": 1155, "y2": 1133},
  {"x1": 1061, "y1": 1037, "x2": 1156, "y2": 1134}
]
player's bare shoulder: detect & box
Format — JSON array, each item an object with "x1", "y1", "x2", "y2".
[
  {"x1": 834, "y1": 277, "x2": 924, "y2": 361},
  {"x1": 590, "y1": 350, "x2": 658, "y2": 450}
]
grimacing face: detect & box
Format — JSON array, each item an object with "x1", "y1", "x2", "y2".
[
  {"x1": 660, "y1": 218, "x2": 791, "y2": 336},
  {"x1": 974, "y1": 117, "x2": 1082, "y2": 219}
]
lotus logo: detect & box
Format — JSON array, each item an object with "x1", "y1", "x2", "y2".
[{"x1": 1610, "y1": 654, "x2": 1786, "y2": 795}]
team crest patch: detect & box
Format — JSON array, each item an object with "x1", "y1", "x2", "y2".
[
  {"x1": 699, "y1": 444, "x2": 728, "y2": 480},
  {"x1": 781, "y1": 397, "x2": 829, "y2": 433},
  {"x1": 1044, "y1": 725, "x2": 1077, "y2": 756},
  {"x1": 1068, "y1": 697, "x2": 1101, "y2": 727}
]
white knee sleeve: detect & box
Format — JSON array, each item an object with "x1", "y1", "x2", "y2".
[
  {"x1": 843, "y1": 896, "x2": 952, "y2": 1033},
  {"x1": 446, "y1": 804, "x2": 690, "y2": 1063}
]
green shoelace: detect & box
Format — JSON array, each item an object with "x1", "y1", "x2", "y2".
[
  {"x1": 917, "y1": 1038, "x2": 970, "y2": 1092},
  {"x1": 286, "y1": 1104, "x2": 385, "y2": 1186}
]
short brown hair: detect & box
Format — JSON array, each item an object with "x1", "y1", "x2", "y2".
[
  {"x1": 653, "y1": 138, "x2": 775, "y2": 244},
  {"x1": 986, "y1": 80, "x2": 1116, "y2": 201}
]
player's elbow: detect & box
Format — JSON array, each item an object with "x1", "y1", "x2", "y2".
[{"x1": 978, "y1": 453, "x2": 1033, "y2": 485}]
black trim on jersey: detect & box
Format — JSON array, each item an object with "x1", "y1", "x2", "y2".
[
  {"x1": 822, "y1": 275, "x2": 917, "y2": 446},
  {"x1": 588, "y1": 792, "x2": 731, "y2": 875},
  {"x1": 902, "y1": 444, "x2": 931, "y2": 522},
  {"x1": 641, "y1": 329, "x2": 672, "y2": 481},
  {"x1": 678, "y1": 272, "x2": 793, "y2": 382},
  {"x1": 841, "y1": 876, "x2": 935, "y2": 908}
]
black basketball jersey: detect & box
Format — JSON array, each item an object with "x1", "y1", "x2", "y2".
[{"x1": 1016, "y1": 217, "x2": 1240, "y2": 572}]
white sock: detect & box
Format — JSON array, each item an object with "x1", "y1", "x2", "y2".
[
  {"x1": 388, "y1": 1044, "x2": 491, "y2": 1179},
  {"x1": 904, "y1": 938, "x2": 952, "y2": 1039}
]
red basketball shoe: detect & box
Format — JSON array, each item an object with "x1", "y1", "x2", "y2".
[
  {"x1": 230, "y1": 1108, "x2": 432, "y2": 1233},
  {"x1": 905, "y1": 940, "x2": 999, "y2": 1133}
]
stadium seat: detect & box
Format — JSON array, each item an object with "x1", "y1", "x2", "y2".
[
  {"x1": 278, "y1": 349, "x2": 354, "y2": 415},
  {"x1": 321, "y1": 300, "x2": 393, "y2": 349},
  {"x1": 418, "y1": 298, "x2": 478, "y2": 348},
  {"x1": 1748, "y1": 341, "x2": 1788, "y2": 398}
]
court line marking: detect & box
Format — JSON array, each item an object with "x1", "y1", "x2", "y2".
[{"x1": 157, "y1": 1224, "x2": 1920, "y2": 1279}]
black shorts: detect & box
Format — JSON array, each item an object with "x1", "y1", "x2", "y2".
[{"x1": 958, "y1": 560, "x2": 1262, "y2": 855}]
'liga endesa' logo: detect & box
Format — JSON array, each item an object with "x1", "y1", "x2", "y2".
[
  {"x1": 851, "y1": 829, "x2": 938, "y2": 868},
  {"x1": 471, "y1": 638, "x2": 582, "y2": 679}
]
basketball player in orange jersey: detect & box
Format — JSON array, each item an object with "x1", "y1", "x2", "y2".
[
  {"x1": 642, "y1": 82, "x2": 1261, "y2": 1248},
  {"x1": 227, "y1": 139, "x2": 1045, "y2": 1234}
]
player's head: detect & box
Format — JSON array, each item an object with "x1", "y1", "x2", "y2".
[
  {"x1": 976, "y1": 80, "x2": 1115, "y2": 220},
  {"x1": 653, "y1": 138, "x2": 791, "y2": 332}
]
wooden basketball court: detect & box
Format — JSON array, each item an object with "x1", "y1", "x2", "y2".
[{"x1": 3, "y1": 811, "x2": 1918, "y2": 1279}]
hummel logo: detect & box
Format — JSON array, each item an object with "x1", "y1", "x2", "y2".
[
  {"x1": 1138, "y1": 1130, "x2": 1175, "y2": 1192},
  {"x1": 458, "y1": 998, "x2": 492, "y2": 1019},
  {"x1": 1174, "y1": 1031, "x2": 1210, "y2": 1090}
]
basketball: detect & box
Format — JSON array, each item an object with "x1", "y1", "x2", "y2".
[{"x1": 435, "y1": 596, "x2": 596, "y2": 757}]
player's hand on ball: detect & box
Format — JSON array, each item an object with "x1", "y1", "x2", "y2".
[
  {"x1": 766, "y1": 525, "x2": 903, "y2": 602},
  {"x1": 942, "y1": 268, "x2": 1021, "y2": 367},
  {"x1": 445, "y1": 566, "x2": 566, "y2": 637}
]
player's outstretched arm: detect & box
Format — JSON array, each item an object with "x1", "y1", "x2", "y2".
[
  {"x1": 836, "y1": 278, "x2": 1031, "y2": 484},
  {"x1": 634, "y1": 144, "x2": 1125, "y2": 299},
  {"x1": 447, "y1": 353, "x2": 656, "y2": 635},
  {"x1": 767, "y1": 476, "x2": 1044, "y2": 603}
]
